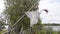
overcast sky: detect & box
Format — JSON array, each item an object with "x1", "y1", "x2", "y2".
[
  {"x1": 0, "y1": 0, "x2": 5, "y2": 14},
  {"x1": 39, "y1": 0, "x2": 60, "y2": 24},
  {"x1": 0, "y1": 0, "x2": 60, "y2": 24}
]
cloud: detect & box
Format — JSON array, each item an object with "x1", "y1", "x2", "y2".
[
  {"x1": 0, "y1": 0, "x2": 5, "y2": 13},
  {"x1": 39, "y1": 0, "x2": 60, "y2": 24}
]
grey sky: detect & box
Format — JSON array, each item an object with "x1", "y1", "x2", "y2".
[
  {"x1": 0, "y1": 0, "x2": 5, "y2": 13},
  {"x1": 39, "y1": 0, "x2": 60, "y2": 24}
]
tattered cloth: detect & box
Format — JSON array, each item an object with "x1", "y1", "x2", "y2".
[{"x1": 25, "y1": 11, "x2": 39, "y2": 27}]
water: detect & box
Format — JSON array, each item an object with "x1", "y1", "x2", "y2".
[{"x1": 44, "y1": 26, "x2": 60, "y2": 31}]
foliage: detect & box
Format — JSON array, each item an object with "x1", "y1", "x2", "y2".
[
  {"x1": 0, "y1": 18, "x2": 6, "y2": 31},
  {"x1": 4, "y1": 0, "x2": 40, "y2": 34},
  {"x1": 0, "y1": 18, "x2": 6, "y2": 34},
  {"x1": 0, "y1": 30, "x2": 7, "y2": 34},
  {"x1": 43, "y1": 23, "x2": 60, "y2": 26}
]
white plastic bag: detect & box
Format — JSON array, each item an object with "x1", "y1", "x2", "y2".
[{"x1": 25, "y1": 11, "x2": 39, "y2": 27}]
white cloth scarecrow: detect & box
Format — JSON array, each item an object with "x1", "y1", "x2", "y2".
[{"x1": 25, "y1": 11, "x2": 39, "y2": 27}]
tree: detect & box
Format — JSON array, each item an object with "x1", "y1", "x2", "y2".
[
  {"x1": 0, "y1": 17, "x2": 6, "y2": 32},
  {"x1": 4, "y1": 0, "x2": 40, "y2": 34},
  {"x1": 0, "y1": 21, "x2": 5, "y2": 31}
]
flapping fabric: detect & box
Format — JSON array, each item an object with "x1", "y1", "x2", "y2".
[{"x1": 25, "y1": 11, "x2": 39, "y2": 27}]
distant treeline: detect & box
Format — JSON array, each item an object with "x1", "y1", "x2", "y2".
[{"x1": 43, "y1": 23, "x2": 60, "y2": 26}]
